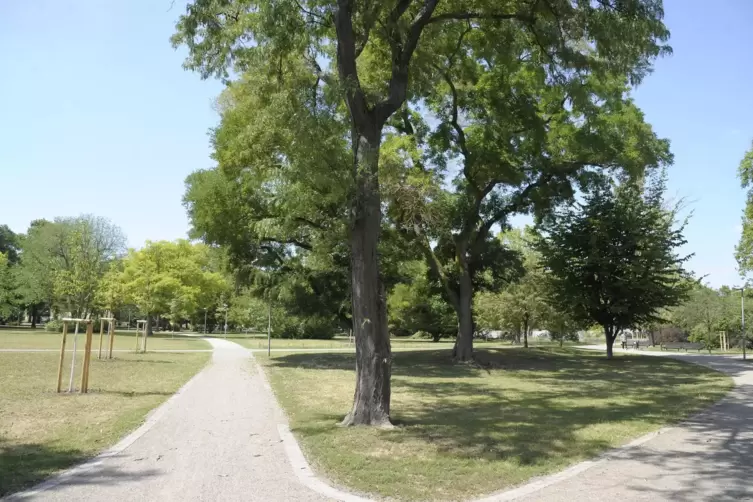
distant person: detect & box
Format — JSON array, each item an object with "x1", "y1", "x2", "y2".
[{"x1": 620, "y1": 333, "x2": 627, "y2": 350}]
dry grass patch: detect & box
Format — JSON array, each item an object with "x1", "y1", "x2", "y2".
[
  {"x1": 0, "y1": 330, "x2": 211, "y2": 351},
  {"x1": 0, "y1": 350, "x2": 210, "y2": 496},
  {"x1": 260, "y1": 347, "x2": 732, "y2": 501}
]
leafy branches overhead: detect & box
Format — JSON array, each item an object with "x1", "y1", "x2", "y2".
[
  {"x1": 536, "y1": 173, "x2": 692, "y2": 358},
  {"x1": 735, "y1": 140, "x2": 753, "y2": 274}
]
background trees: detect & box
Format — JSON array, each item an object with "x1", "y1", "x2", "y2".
[
  {"x1": 104, "y1": 240, "x2": 227, "y2": 335},
  {"x1": 536, "y1": 175, "x2": 692, "y2": 358},
  {"x1": 13, "y1": 216, "x2": 126, "y2": 320}
]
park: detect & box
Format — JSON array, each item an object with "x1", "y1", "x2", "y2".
[{"x1": 2, "y1": 1, "x2": 753, "y2": 501}]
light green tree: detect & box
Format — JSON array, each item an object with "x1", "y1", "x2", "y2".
[{"x1": 105, "y1": 240, "x2": 227, "y2": 342}]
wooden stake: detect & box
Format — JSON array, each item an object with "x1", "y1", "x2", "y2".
[
  {"x1": 81, "y1": 322, "x2": 94, "y2": 393},
  {"x1": 108, "y1": 321, "x2": 115, "y2": 359},
  {"x1": 98, "y1": 319, "x2": 105, "y2": 359},
  {"x1": 56, "y1": 322, "x2": 69, "y2": 393}
]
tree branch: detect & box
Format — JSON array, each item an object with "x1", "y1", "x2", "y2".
[
  {"x1": 293, "y1": 0, "x2": 330, "y2": 27},
  {"x1": 410, "y1": 224, "x2": 460, "y2": 311},
  {"x1": 294, "y1": 217, "x2": 326, "y2": 231},
  {"x1": 375, "y1": 0, "x2": 440, "y2": 124},
  {"x1": 476, "y1": 173, "x2": 556, "y2": 244},
  {"x1": 426, "y1": 11, "x2": 533, "y2": 25},
  {"x1": 334, "y1": 0, "x2": 370, "y2": 126},
  {"x1": 260, "y1": 237, "x2": 313, "y2": 251}
]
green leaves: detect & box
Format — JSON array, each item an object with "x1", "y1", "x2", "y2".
[
  {"x1": 536, "y1": 173, "x2": 692, "y2": 345},
  {"x1": 107, "y1": 240, "x2": 228, "y2": 320},
  {"x1": 735, "y1": 141, "x2": 753, "y2": 274},
  {"x1": 17, "y1": 216, "x2": 126, "y2": 317}
]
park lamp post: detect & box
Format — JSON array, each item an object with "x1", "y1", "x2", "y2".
[
  {"x1": 223, "y1": 303, "x2": 228, "y2": 339},
  {"x1": 736, "y1": 286, "x2": 747, "y2": 361}
]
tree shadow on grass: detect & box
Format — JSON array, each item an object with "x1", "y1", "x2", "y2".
[
  {"x1": 269, "y1": 347, "x2": 734, "y2": 483},
  {"x1": 0, "y1": 438, "x2": 159, "y2": 498},
  {"x1": 93, "y1": 389, "x2": 175, "y2": 398},
  {"x1": 106, "y1": 358, "x2": 178, "y2": 364}
]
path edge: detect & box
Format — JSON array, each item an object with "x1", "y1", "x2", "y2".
[
  {"x1": 470, "y1": 347, "x2": 739, "y2": 502},
  {"x1": 3, "y1": 351, "x2": 214, "y2": 501},
  {"x1": 250, "y1": 350, "x2": 375, "y2": 502}
]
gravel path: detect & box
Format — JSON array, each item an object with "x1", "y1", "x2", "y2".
[
  {"x1": 498, "y1": 348, "x2": 753, "y2": 502},
  {"x1": 11, "y1": 342, "x2": 753, "y2": 502},
  {"x1": 12, "y1": 338, "x2": 331, "y2": 502}
]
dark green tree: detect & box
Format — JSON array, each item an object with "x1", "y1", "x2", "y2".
[
  {"x1": 0, "y1": 225, "x2": 20, "y2": 265},
  {"x1": 387, "y1": 261, "x2": 456, "y2": 342},
  {"x1": 536, "y1": 174, "x2": 692, "y2": 358}
]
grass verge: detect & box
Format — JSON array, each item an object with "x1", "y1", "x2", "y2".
[
  {"x1": 233, "y1": 335, "x2": 577, "y2": 351},
  {"x1": 0, "y1": 330, "x2": 211, "y2": 351},
  {"x1": 0, "y1": 350, "x2": 210, "y2": 496},
  {"x1": 260, "y1": 347, "x2": 732, "y2": 501}
]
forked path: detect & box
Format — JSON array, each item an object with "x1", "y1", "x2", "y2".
[
  {"x1": 10, "y1": 338, "x2": 331, "y2": 502},
  {"x1": 491, "y1": 349, "x2": 753, "y2": 502},
  {"x1": 11, "y1": 343, "x2": 753, "y2": 502}
]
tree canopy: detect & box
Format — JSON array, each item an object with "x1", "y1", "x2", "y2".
[
  {"x1": 103, "y1": 240, "x2": 227, "y2": 335},
  {"x1": 173, "y1": 0, "x2": 673, "y2": 425},
  {"x1": 536, "y1": 174, "x2": 692, "y2": 358}
]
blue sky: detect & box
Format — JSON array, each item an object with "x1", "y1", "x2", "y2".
[{"x1": 1, "y1": 0, "x2": 751, "y2": 287}]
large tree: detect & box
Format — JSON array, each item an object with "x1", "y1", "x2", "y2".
[
  {"x1": 383, "y1": 39, "x2": 671, "y2": 360},
  {"x1": 536, "y1": 174, "x2": 692, "y2": 359},
  {"x1": 173, "y1": 0, "x2": 671, "y2": 424}
]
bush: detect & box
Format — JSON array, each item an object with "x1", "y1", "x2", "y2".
[
  {"x1": 410, "y1": 330, "x2": 433, "y2": 339},
  {"x1": 273, "y1": 315, "x2": 337, "y2": 339},
  {"x1": 651, "y1": 326, "x2": 687, "y2": 344},
  {"x1": 45, "y1": 320, "x2": 64, "y2": 333}
]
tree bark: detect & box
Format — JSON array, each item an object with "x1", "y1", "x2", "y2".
[
  {"x1": 604, "y1": 325, "x2": 616, "y2": 359},
  {"x1": 523, "y1": 316, "x2": 529, "y2": 348},
  {"x1": 30, "y1": 305, "x2": 37, "y2": 329},
  {"x1": 452, "y1": 266, "x2": 474, "y2": 361},
  {"x1": 341, "y1": 129, "x2": 392, "y2": 428}
]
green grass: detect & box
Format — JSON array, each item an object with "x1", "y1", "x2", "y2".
[
  {"x1": 260, "y1": 347, "x2": 732, "y2": 501},
  {"x1": 233, "y1": 335, "x2": 577, "y2": 351},
  {"x1": 0, "y1": 350, "x2": 210, "y2": 496},
  {"x1": 0, "y1": 330, "x2": 211, "y2": 351}
]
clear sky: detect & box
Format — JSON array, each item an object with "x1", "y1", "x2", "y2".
[{"x1": 1, "y1": 0, "x2": 751, "y2": 287}]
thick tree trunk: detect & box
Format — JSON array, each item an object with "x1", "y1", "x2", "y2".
[
  {"x1": 146, "y1": 313, "x2": 153, "y2": 338},
  {"x1": 453, "y1": 267, "x2": 474, "y2": 362},
  {"x1": 30, "y1": 305, "x2": 37, "y2": 329},
  {"x1": 523, "y1": 317, "x2": 529, "y2": 349},
  {"x1": 604, "y1": 325, "x2": 616, "y2": 359},
  {"x1": 341, "y1": 129, "x2": 392, "y2": 428}
]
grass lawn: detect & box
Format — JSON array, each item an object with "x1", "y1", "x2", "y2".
[
  {"x1": 233, "y1": 335, "x2": 575, "y2": 351},
  {"x1": 260, "y1": 347, "x2": 732, "y2": 501},
  {"x1": 0, "y1": 350, "x2": 210, "y2": 496},
  {"x1": 0, "y1": 330, "x2": 211, "y2": 351}
]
